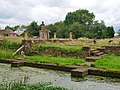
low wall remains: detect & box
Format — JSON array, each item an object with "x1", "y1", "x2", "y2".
[
  {"x1": 82, "y1": 46, "x2": 91, "y2": 57},
  {"x1": 82, "y1": 46, "x2": 120, "y2": 57},
  {"x1": 88, "y1": 68, "x2": 120, "y2": 78},
  {"x1": 0, "y1": 59, "x2": 120, "y2": 78},
  {"x1": 22, "y1": 39, "x2": 70, "y2": 45},
  {"x1": 103, "y1": 46, "x2": 120, "y2": 54}
]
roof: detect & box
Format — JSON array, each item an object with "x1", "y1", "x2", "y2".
[
  {"x1": 15, "y1": 28, "x2": 26, "y2": 35},
  {"x1": 0, "y1": 29, "x2": 16, "y2": 34}
]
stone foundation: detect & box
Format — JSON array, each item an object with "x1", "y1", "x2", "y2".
[
  {"x1": 0, "y1": 59, "x2": 120, "y2": 78},
  {"x1": 82, "y1": 46, "x2": 91, "y2": 57},
  {"x1": 103, "y1": 46, "x2": 120, "y2": 54},
  {"x1": 71, "y1": 67, "x2": 88, "y2": 78},
  {"x1": 11, "y1": 61, "x2": 24, "y2": 67},
  {"x1": 88, "y1": 68, "x2": 120, "y2": 78}
]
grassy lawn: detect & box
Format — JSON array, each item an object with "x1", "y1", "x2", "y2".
[
  {"x1": 92, "y1": 54, "x2": 120, "y2": 72},
  {"x1": 24, "y1": 56, "x2": 85, "y2": 66}
]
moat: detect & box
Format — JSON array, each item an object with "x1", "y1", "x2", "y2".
[{"x1": 0, "y1": 63, "x2": 120, "y2": 90}]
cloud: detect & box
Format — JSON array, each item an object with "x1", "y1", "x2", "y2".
[
  {"x1": 0, "y1": 0, "x2": 120, "y2": 31},
  {"x1": 39, "y1": 0, "x2": 70, "y2": 7}
]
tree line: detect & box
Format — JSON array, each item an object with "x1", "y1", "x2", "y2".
[{"x1": 5, "y1": 9, "x2": 115, "y2": 39}]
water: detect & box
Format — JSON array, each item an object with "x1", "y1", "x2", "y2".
[{"x1": 0, "y1": 63, "x2": 120, "y2": 90}]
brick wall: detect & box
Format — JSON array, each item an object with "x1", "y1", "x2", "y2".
[{"x1": 103, "y1": 46, "x2": 120, "y2": 54}]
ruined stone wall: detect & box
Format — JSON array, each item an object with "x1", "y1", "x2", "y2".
[
  {"x1": 103, "y1": 46, "x2": 120, "y2": 54},
  {"x1": 82, "y1": 46, "x2": 91, "y2": 57},
  {"x1": 22, "y1": 40, "x2": 82, "y2": 58},
  {"x1": 31, "y1": 46, "x2": 82, "y2": 58},
  {"x1": 22, "y1": 40, "x2": 32, "y2": 54},
  {"x1": 82, "y1": 46, "x2": 120, "y2": 57},
  {"x1": 88, "y1": 68, "x2": 120, "y2": 78}
]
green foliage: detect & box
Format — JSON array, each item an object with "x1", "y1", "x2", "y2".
[
  {"x1": 0, "y1": 40, "x2": 21, "y2": 50},
  {"x1": 0, "y1": 50, "x2": 13, "y2": 59},
  {"x1": 68, "y1": 22, "x2": 84, "y2": 38},
  {"x1": 5, "y1": 9, "x2": 115, "y2": 39},
  {"x1": 106, "y1": 26, "x2": 115, "y2": 38},
  {"x1": 64, "y1": 9, "x2": 95, "y2": 25},
  {"x1": 37, "y1": 43, "x2": 82, "y2": 51},
  {"x1": 0, "y1": 81, "x2": 68, "y2": 90},
  {"x1": 0, "y1": 39, "x2": 21, "y2": 59},
  {"x1": 46, "y1": 9, "x2": 114, "y2": 39},
  {"x1": 27, "y1": 21, "x2": 40, "y2": 36},
  {"x1": 92, "y1": 54, "x2": 120, "y2": 72},
  {"x1": 5, "y1": 25, "x2": 19, "y2": 31},
  {"x1": 24, "y1": 56, "x2": 85, "y2": 66},
  {"x1": 29, "y1": 43, "x2": 82, "y2": 58}
]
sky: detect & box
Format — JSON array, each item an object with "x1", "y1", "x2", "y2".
[{"x1": 0, "y1": 0, "x2": 120, "y2": 32}]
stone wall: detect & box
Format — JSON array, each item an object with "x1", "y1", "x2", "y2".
[
  {"x1": 0, "y1": 59, "x2": 120, "y2": 78},
  {"x1": 82, "y1": 46, "x2": 91, "y2": 57},
  {"x1": 103, "y1": 46, "x2": 120, "y2": 54},
  {"x1": 32, "y1": 47, "x2": 82, "y2": 58},
  {"x1": 82, "y1": 46, "x2": 120, "y2": 57},
  {"x1": 88, "y1": 68, "x2": 120, "y2": 78},
  {"x1": 22, "y1": 40, "x2": 32, "y2": 54},
  {"x1": 22, "y1": 40, "x2": 82, "y2": 57},
  {"x1": 23, "y1": 40, "x2": 70, "y2": 45}
]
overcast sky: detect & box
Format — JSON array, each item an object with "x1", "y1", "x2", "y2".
[{"x1": 0, "y1": 0, "x2": 120, "y2": 31}]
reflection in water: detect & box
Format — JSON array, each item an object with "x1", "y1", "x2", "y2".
[{"x1": 0, "y1": 63, "x2": 120, "y2": 90}]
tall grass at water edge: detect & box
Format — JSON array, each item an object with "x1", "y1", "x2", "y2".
[
  {"x1": 0, "y1": 39, "x2": 21, "y2": 59},
  {"x1": 0, "y1": 80, "x2": 68, "y2": 90},
  {"x1": 0, "y1": 40, "x2": 21, "y2": 50},
  {"x1": 0, "y1": 49, "x2": 13, "y2": 59}
]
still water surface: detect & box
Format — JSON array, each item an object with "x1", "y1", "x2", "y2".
[{"x1": 0, "y1": 63, "x2": 120, "y2": 90}]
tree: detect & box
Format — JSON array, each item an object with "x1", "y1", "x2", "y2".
[
  {"x1": 4, "y1": 9, "x2": 115, "y2": 39},
  {"x1": 64, "y1": 9, "x2": 95, "y2": 25},
  {"x1": 27, "y1": 21, "x2": 40, "y2": 36},
  {"x1": 5, "y1": 25, "x2": 21, "y2": 31},
  {"x1": 46, "y1": 24, "x2": 57, "y2": 38},
  {"x1": 89, "y1": 20, "x2": 108, "y2": 39},
  {"x1": 117, "y1": 29, "x2": 120, "y2": 36},
  {"x1": 106, "y1": 26, "x2": 115, "y2": 38},
  {"x1": 68, "y1": 22, "x2": 85, "y2": 39}
]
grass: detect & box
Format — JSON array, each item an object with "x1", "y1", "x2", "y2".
[
  {"x1": 0, "y1": 36, "x2": 23, "y2": 43},
  {"x1": 24, "y1": 56, "x2": 85, "y2": 66},
  {"x1": 31, "y1": 43, "x2": 82, "y2": 58},
  {"x1": 0, "y1": 38, "x2": 21, "y2": 59},
  {"x1": 92, "y1": 54, "x2": 120, "y2": 72},
  {"x1": 0, "y1": 49, "x2": 13, "y2": 59},
  {"x1": 65, "y1": 38, "x2": 120, "y2": 49},
  {"x1": 0, "y1": 81, "x2": 68, "y2": 90},
  {"x1": 37, "y1": 43, "x2": 82, "y2": 51},
  {"x1": 32, "y1": 38, "x2": 120, "y2": 52},
  {"x1": 0, "y1": 39, "x2": 21, "y2": 50}
]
